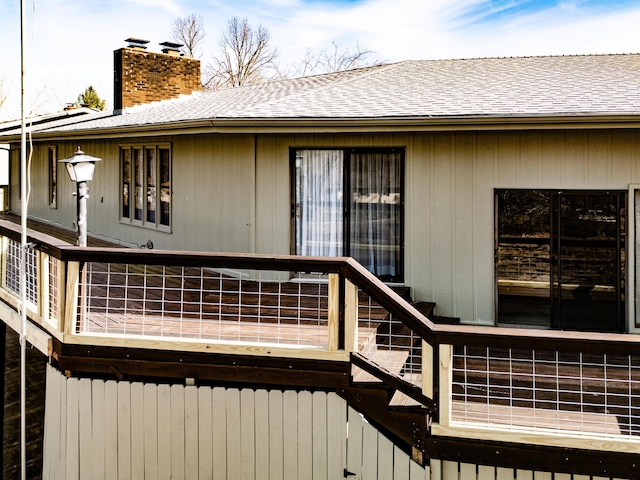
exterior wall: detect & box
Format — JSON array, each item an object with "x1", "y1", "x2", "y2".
[
  {"x1": 254, "y1": 130, "x2": 640, "y2": 324},
  {"x1": 10, "y1": 135, "x2": 256, "y2": 252},
  {"x1": 10, "y1": 128, "x2": 640, "y2": 325},
  {"x1": 42, "y1": 366, "x2": 427, "y2": 480}
]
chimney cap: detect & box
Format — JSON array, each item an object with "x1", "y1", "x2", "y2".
[
  {"x1": 160, "y1": 40, "x2": 184, "y2": 56},
  {"x1": 125, "y1": 38, "x2": 150, "y2": 49},
  {"x1": 159, "y1": 41, "x2": 183, "y2": 49}
]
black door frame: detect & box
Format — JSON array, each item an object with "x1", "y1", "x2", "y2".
[
  {"x1": 496, "y1": 189, "x2": 626, "y2": 333},
  {"x1": 550, "y1": 190, "x2": 625, "y2": 332}
]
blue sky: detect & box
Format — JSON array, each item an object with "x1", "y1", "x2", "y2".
[{"x1": 1, "y1": 0, "x2": 640, "y2": 120}]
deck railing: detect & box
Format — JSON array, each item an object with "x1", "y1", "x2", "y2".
[
  {"x1": 433, "y1": 324, "x2": 640, "y2": 456},
  {"x1": 2, "y1": 219, "x2": 640, "y2": 458},
  {"x1": 0, "y1": 220, "x2": 432, "y2": 402}
]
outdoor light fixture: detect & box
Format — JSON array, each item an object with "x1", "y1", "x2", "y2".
[{"x1": 60, "y1": 146, "x2": 101, "y2": 247}]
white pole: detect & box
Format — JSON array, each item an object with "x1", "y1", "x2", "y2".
[
  {"x1": 19, "y1": 0, "x2": 28, "y2": 478},
  {"x1": 77, "y1": 181, "x2": 88, "y2": 247}
]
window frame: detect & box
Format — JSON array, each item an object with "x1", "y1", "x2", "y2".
[
  {"x1": 119, "y1": 143, "x2": 172, "y2": 232},
  {"x1": 290, "y1": 147, "x2": 405, "y2": 283},
  {"x1": 48, "y1": 146, "x2": 57, "y2": 208},
  {"x1": 628, "y1": 185, "x2": 640, "y2": 333}
]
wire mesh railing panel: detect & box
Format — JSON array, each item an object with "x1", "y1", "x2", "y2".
[
  {"x1": 451, "y1": 345, "x2": 640, "y2": 438},
  {"x1": 355, "y1": 291, "x2": 422, "y2": 387},
  {"x1": 79, "y1": 263, "x2": 330, "y2": 348},
  {"x1": 48, "y1": 256, "x2": 60, "y2": 326},
  {"x1": 4, "y1": 239, "x2": 38, "y2": 305}
]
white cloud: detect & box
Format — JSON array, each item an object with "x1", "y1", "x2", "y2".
[{"x1": 123, "y1": 0, "x2": 185, "y2": 16}]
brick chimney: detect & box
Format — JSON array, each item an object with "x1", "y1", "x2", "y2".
[{"x1": 113, "y1": 38, "x2": 201, "y2": 111}]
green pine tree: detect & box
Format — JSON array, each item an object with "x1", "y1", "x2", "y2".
[{"x1": 77, "y1": 86, "x2": 106, "y2": 110}]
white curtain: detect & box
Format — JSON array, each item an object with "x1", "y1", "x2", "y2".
[
  {"x1": 350, "y1": 152, "x2": 402, "y2": 278},
  {"x1": 296, "y1": 150, "x2": 344, "y2": 257}
]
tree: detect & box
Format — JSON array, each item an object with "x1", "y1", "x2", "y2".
[
  {"x1": 0, "y1": 78, "x2": 7, "y2": 116},
  {"x1": 171, "y1": 13, "x2": 206, "y2": 57},
  {"x1": 292, "y1": 42, "x2": 378, "y2": 77},
  {"x1": 77, "y1": 86, "x2": 106, "y2": 110},
  {"x1": 205, "y1": 16, "x2": 279, "y2": 89}
]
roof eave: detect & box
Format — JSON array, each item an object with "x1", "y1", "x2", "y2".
[{"x1": 6, "y1": 113, "x2": 640, "y2": 142}]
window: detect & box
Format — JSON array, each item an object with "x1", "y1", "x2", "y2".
[
  {"x1": 120, "y1": 144, "x2": 171, "y2": 229},
  {"x1": 48, "y1": 146, "x2": 57, "y2": 208},
  {"x1": 293, "y1": 148, "x2": 404, "y2": 282}
]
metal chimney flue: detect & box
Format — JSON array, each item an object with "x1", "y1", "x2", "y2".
[
  {"x1": 160, "y1": 41, "x2": 183, "y2": 56},
  {"x1": 125, "y1": 37, "x2": 150, "y2": 50}
]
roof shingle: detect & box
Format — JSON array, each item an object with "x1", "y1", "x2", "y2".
[{"x1": 5, "y1": 54, "x2": 640, "y2": 135}]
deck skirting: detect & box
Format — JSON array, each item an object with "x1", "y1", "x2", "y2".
[
  {"x1": 41, "y1": 365, "x2": 634, "y2": 480},
  {"x1": 42, "y1": 365, "x2": 428, "y2": 480}
]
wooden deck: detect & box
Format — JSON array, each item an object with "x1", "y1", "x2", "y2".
[
  {"x1": 451, "y1": 401, "x2": 624, "y2": 435},
  {"x1": 0, "y1": 213, "x2": 125, "y2": 248},
  {"x1": 3, "y1": 214, "x2": 420, "y2": 388}
]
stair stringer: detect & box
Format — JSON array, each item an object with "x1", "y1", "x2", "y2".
[{"x1": 337, "y1": 381, "x2": 430, "y2": 461}]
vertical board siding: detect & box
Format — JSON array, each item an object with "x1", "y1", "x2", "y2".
[
  {"x1": 117, "y1": 381, "x2": 132, "y2": 480},
  {"x1": 156, "y1": 383, "x2": 171, "y2": 479},
  {"x1": 142, "y1": 383, "x2": 158, "y2": 480},
  {"x1": 268, "y1": 390, "x2": 284, "y2": 479},
  {"x1": 311, "y1": 391, "x2": 328, "y2": 479},
  {"x1": 239, "y1": 388, "x2": 256, "y2": 480},
  {"x1": 196, "y1": 387, "x2": 213, "y2": 479},
  {"x1": 65, "y1": 378, "x2": 79, "y2": 480},
  {"x1": 170, "y1": 384, "x2": 186, "y2": 480},
  {"x1": 43, "y1": 366, "x2": 431, "y2": 480},
  {"x1": 77, "y1": 378, "x2": 93, "y2": 479},
  {"x1": 211, "y1": 387, "x2": 227, "y2": 478},
  {"x1": 254, "y1": 389, "x2": 270, "y2": 480},
  {"x1": 130, "y1": 382, "x2": 146, "y2": 479},
  {"x1": 42, "y1": 366, "x2": 633, "y2": 479},
  {"x1": 282, "y1": 389, "x2": 298, "y2": 479},
  {"x1": 91, "y1": 380, "x2": 106, "y2": 480},
  {"x1": 17, "y1": 130, "x2": 640, "y2": 324},
  {"x1": 296, "y1": 390, "x2": 313, "y2": 480}
]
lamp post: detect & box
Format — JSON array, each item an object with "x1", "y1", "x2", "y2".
[{"x1": 60, "y1": 146, "x2": 101, "y2": 247}]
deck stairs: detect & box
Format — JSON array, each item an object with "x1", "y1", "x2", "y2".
[{"x1": 340, "y1": 295, "x2": 456, "y2": 461}]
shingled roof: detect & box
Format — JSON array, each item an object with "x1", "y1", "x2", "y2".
[{"x1": 4, "y1": 54, "x2": 640, "y2": 137}]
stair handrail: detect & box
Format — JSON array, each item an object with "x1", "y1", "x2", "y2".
[{"x1": 340, "y1": 257, "x2": 437, "y2": 343}]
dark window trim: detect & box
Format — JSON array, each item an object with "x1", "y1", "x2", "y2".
[
  {"x1": 290, "y1": 147, "x2": 405, "y2": 283},
  {"x1": 48, "y1": 145, "x2": 57, "y2": 209},
  {"x1": 119, "y1": 143, "x2": 172, "y2": 233}
]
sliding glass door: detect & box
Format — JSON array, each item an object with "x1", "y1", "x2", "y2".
[
  {"x1": 551, "y1": 192, "x2": 624, "y2": 332},
  {"x1": 497, "y1": 189, "x2": 625, "y2": 332},
  {"x1": 294, "y1": 148, "x2": 404, "y2": 282}
]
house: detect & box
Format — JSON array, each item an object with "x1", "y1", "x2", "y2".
[
  {"x1": 4, "y1": 43, "x2": 640, "y2": 333},
  {"x1": 2, "y1": 41, "x2": 640, "y2": 479}
]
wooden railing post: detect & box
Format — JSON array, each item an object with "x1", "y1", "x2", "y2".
[
  {"x1": 56, "y1": 259, "x2": 67, "y2": 333},
  {"x1": 438, "y1": 344, "x2": 453, "y2": 427},
  {"x1": 0, "y1": 235, "x2": 7, "y2": 291},
  {"x1": 63, "y1": 261, "x2": 80, "y2": 335},
  {"x1": 422, "y1": 340, "x2": 434, "y2": 398},
  {"x1": 327, "y1": 273, "x2": 340, "y2": 351},
  {"x1": 344, "y1": 278, "x2": 358, "y2": 353}
]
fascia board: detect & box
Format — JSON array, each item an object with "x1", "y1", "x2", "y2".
[{"x1": 7, "y1": 114, "x2": 640, "y2": 142}]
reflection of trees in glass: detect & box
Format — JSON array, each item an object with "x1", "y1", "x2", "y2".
[
  {"x1": 562, "y1": 195, "x2": 618, "y2": 241},
  {"x1": 498, "y1": 190, "x2": 549, "y2": 237},
  {"x1": 121, "y1": 148, "x2": 131, "y2": 218}
]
